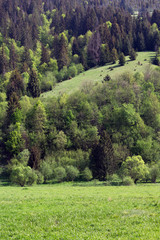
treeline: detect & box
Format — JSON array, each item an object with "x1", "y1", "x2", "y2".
[
  {"x1": 0, "y1": 0, "x2": 160, "y2": 185},
  {"x1": 1, "y1": 67, "x2": 160, "y2": 185}
]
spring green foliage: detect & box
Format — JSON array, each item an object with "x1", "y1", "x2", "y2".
[{"x1": 121, "y1": 155, "x2": 149, "y2": 183}]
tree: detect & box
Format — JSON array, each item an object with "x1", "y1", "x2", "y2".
[
  {"x1": 119, "y1": 52, "x2": 125, "y2": 66},
  {"x1": 6, "y1": 122, "x2": 24, "y2": 156},
  {"x1": 27, "y1": 68, "x2": 41, "y2": 97},
  {"x1": 40, "y1": 45, "x2": 50, "y2": 65},
  {"x1": 10, "y1": 164, "x2": 37, "y2": 186},
  {"x1": 87, "y1": 30, "x2": 101, "y2": 68},
  {"x1": 27, "y1": 100, "x2": 47, "y2": 136},
  {"x1": 121, "y1": 155, "x2": 148, "y2": 184},
  {"x1": 0, "y1": 45, "x2": 8, "y2": 75},
  {"x1": 57, "y1": 33, "x2": 69, "y2": 70},
  {"x1": 129, "y1": 48, "x2": 137, "y2": 61},
  {"x1": 111, "y1": 48, "x2": 118, "y2": 64},
  {"x1": 9, "y1": 43, "x2": 18, "y2": 70},
  {"x1": 7, "y1": 69, "x2": 24, "y2": 101},
  {"x1": 90, "y1": 130, "x2": 114, "y2": 180}
]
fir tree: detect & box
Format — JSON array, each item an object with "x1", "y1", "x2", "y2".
[{"x1": 27, "y1": 69, "x2": 41, "y2": 98}]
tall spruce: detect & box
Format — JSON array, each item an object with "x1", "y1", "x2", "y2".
[
  {"x1": 90, "y1": 130, "x2": 114, "y2": 180},
  {"x1": 27, "y1": 68, "x2": 41, "y2": 98}
]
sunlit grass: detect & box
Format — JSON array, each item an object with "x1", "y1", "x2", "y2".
[
  {"x1": 41, "y1": 51, "x2": 156, "y2": 99},
  {"x1": 0, "y1": 183, "x2": 160, "y2": 239}
]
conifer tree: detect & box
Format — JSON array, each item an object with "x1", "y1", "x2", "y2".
[
  {"x1": 87, "y1": 30, "x2": 101, "y2": 67},
  {"x1": 27, "y1": 68, "x2": 41, "y2": 98},
  {"x1": 90, "y1": 131, "x2": 114, "y2": 180},
  {"x1": 0, "y1": 45, "x2": 8, "y2": 75},
  {"x1": 7, "y1": 69, "x2": 24, "y2": 101},
  {"x1": 58, "y1": 34, "x2": 69, "y2": 70},
  {"x1": 9, "y1": 43, "x2": 18, "y2": 70},
  {"x1": 119, "y1": 52, "x2": 126, "y2": 66},
  {"x1": 41, "y1": 45, "x2": 50, "y2": 65}
]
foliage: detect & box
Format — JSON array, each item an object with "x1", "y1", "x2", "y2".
[
  {"x1": 10, "y1": 165, "x2": 37, "y2": 186},
  {"x1": 54, "y1": 166, "x2": 66, "y2": 182},
  {"x1": 27, "y1": 69, "x2": 41, "y2": 98},
  {"x1": 65, "y1": 165, "x2": 79, "y2": 181},
  {"x1": 39, "y1": 161, "x2": 53, "y2": 182},
  {"x1": 121, "y1": 155, "x2": 149, "y2": 183},
  {"x1": 122, "y1": 176, "x2": 134, "y2": 186},
  {"x1": 119, "y1": 52, "x2": 126, "y2": 66},
  {"x1": 149, "y1": 164, "x2": 160, "y2": 183},
  {"x1": 81, "y1": 167, "x2": 93, "y2": 181}
]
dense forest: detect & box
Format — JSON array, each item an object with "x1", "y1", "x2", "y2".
[{"x1": 0, "y1": 0, "x2": 160, "y2": 185}]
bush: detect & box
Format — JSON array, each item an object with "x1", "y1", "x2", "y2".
[
  {"x1": 36, "y1": 170, "x2": 44, "y2": 184},
  {"x1": 67, "y1": 65, "x2": 77, "y2": 78},
  {"x1": 41, "y1": 80, "x2": 53, "y2": 92},
  {"x1": 26, "y1": 168, "x2": 38, "y2": 185},
  {"x1": 39, "y1": 161, "x2": 53, "y2": 182},
  {"x1": 10, "y1": 165, "x2": 37, "y2": 186},
  {"x1": 110, "y1": 174, "x2": 121, "y2": 186},
  {"x1": 54, "y1": 167, "x2": 66, "y2": 182},
  {"x1": 122, "y1": 176, "x2": 134, "y2": 186},
  {"x1": 149, "y1": 164, "x2": 160, "y2": 183},
  {"x1": 81, "y1": 167, "x2": 92, "y2": 181},
  {"x1": 76, "y1": 63, "x2": 84, "y2": 74},
  {"x1": 65, "y1": 165, "x2": 79, "y2": 181}
]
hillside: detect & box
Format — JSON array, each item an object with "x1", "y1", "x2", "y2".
[
  {"x1": 0, "y1": 0, "x2": 160, "y2": 186},
  {"x1": 41, "y1": 51, "x2": 156, "y2": 99}
]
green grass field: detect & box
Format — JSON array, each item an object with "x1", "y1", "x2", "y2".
[
  {"x1": 41, "y1": 51, "x2": 156, "y2": 99},
  {"x1": 1, "y1": 183, "x2": 160, "y2": 239}
]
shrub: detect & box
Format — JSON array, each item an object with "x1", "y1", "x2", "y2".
[
  {"x1": 122, "y1": 176, "x2": 134, "y2": 186},
  {"x1": 103, "y1": 74, "x2": 111, "y2": 82},
  {"x1": 110, "y1": 174, "x2": 121, "y2": 186},
  {"x1": 41, "y1": 80, "x2": 53, "y2": 92},
  {"x1": 36, "y1": 170, "x2": 44, "y2": 184},
  {"x1": 10, "y1": 165, "x2": 37, "y2": 186},
  {"x1": 39, "y1": 161, "x2": 53, "y2": 182},
  {"x1": 25, "y1": 168, "x2": 38, "y2": 185},
  {"x1": 149, "y1": 164, "x2": 160, "y2": 183},
  {"x1": 76, "y1": 63, "x2": 84, "y2": 74},
  {"x1": 81, "y1": 167, "x2": 92, "y2": 181},
  {"x1": 65, "y1": 165, "x2": 79, "y2": 181},
  {"x1": 54, "y1": 167, "x2": 66, "y2": 182},
  {"x1": 67, "y1": 65, "x2": 77, "y2": 78}
]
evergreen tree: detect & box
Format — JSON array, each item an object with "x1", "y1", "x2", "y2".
[
  {"x1": 9, "y1": 43, "x2": 18, "y2": 70},
  {"x1": 57, "y1": 34, "x2": 69, "y2": 70},
  {"x1": 87, "y1": 30, "x2": 101, "y2": 67},
  {"x1": 111, "y1": 48, "x2": 118, "y2": 64},
  {"x1": 0, "y1": 45, "x2": 8, "y2": 75},
  {"x1": 27, "y1": 68, "x2": 41, "y2": 98},
  {"x1": 41, "y1": 45, "x2": 50, "y2": 65},
  {"x1": 90, "y1": 131, "x2": 114, "y2": 180},
  {"x1": 129, "y1": 48, "x2": 137, "y2": 61},
  {"x1": 7, "y1": 69, "x2": 24, "y2": 101},
  {"x1": 119, "y1": 52, "x2": 126, "y2": 66}
]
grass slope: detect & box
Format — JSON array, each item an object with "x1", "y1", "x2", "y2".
[
  {"x1": 41, "y1": 51, "x2": 156, "y2": 99},
  {"x1": 0, "y1": 183, "x2": 160, "y2": 239}
]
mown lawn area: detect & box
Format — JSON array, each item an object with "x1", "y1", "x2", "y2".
[
  {"x1": 41, "y1": 51, "x2": 156, "y2": 99},
  {"x1": 0, "y1": 183, "x2": 160, "y2": 239}
]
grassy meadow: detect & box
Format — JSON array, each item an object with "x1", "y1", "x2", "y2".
[
  {"x1": 0, "y1": 183, "x2": 160, "y2": 239},
  {"x1": 41, "y1": 51, "x2": 156, "y2": 99}
]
